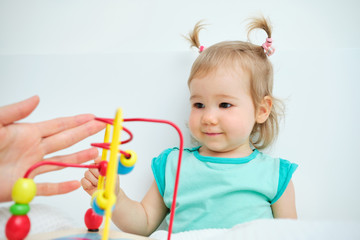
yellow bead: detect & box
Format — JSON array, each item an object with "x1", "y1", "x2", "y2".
[
  {"x1": 12, "y1": 178, "x2": 36, "y2": 204},
  {"x1": 120, "y1": 150, "x2": 137, "y2": 167},
  {"x1": 91, "y1": 190, "x2": 101, "y2": 201},
  {"x1": 95, "y1": 190, "x2": 116, "y2": 210},
  {"x1": 95, "y1": 190, "x2": 107, "y2": 209},
  {"x1": 91, "y1": 190, "x2": 101, "y2": 206}
]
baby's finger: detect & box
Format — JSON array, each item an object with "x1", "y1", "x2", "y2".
[
  {"x1": 81, "y1": 177, "x2": 97, "y2": 196},
  {"x1": 89, "y1": 167, "x2": 100, "y2": 178},
  {"x1": 84, "y1": 169, "x2": 99, "y2": 186}
]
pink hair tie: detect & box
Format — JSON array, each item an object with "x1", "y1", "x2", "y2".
[
  {"x1": 262, "y1": 38, "x2": 275, "y2": 56},
  {"x1": 199, "y1": 45, "x2": 205, "y2": 53}
]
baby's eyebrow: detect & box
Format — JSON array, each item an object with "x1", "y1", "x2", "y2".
[
  {"x1": 189, "y1": 95, "x2": 201, "y2": 101},
  {"x1": 215, "y1": 94, "x2": 238, "y2": 100},
  {"x1": 190, "y1": 94, "x2": 239, "y2": 101}
]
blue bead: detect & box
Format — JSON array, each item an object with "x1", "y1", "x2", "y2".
[
  {"x1": 118, "y1": 160, "x2": 134, "y2": 175},
  {"x1": 91, "y1": 197, "x2": 105, "y2": 216}
]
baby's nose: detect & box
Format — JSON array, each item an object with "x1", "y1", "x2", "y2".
[{"x1": 201, "y1": 110, "x2": 218, "y2": 125}]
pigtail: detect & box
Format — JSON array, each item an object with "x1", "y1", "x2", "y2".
[
  {"x1": 246, "y1": 16, "x2": 275, "y2": 57},
  {"x1": 185, "y1": 21, "x2": 206, "y2": 52},
  {"x1": 246, "y1": 16, "x2": 272, "y2": 39}
]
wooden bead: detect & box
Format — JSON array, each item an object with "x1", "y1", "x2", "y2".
[
  {"x1": 98, "y1": 161, "x2": 108, "y2": 176},
  {"x1": 12, "y1": 178, "x2": 36, "y2": 204},
  {"x1": 5, "y1": 215, "x2": 31, "y2": 240},
  {"x1": 91, "y1": 197, "x2": 104, "y2": 216},
  {"x1": 117, "y1": 160, "x2": 134, "y2": 174},
  {"x1": 9, "y1": 203, "x2": 30, "y2": 215},
  {"x1": 120, "y1": 150, "x2": 137, "y2": 167},
  {"x1": 84, "y1": 208, "x2": 103, "y2": 231}
]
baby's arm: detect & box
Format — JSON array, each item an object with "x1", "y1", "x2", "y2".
[
  {"x1": 112, "y1": 181, "x2": 168, "y2": 236},
  {"x1": 271, "y1": 180, "x2": 297, "y2": 219},
  {"x1": 81, "y1": 167, "x2": 167, "y2": 236}
]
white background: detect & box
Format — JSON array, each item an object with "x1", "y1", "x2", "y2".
[{"x1": 0, "y1": 0, "x2": 359, "y2": 231}]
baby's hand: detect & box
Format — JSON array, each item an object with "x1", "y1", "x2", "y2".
[{"x1": 81, "y1": 157, "x2": 102, "y2": 196}]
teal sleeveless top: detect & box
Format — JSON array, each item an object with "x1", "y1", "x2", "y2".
[{"x1": 152, "y1": 147, "x2": 298, "y2": 233}]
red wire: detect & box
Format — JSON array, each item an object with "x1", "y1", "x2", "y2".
[
  {"x1": 90, "y1": 143, "x2": 131, "y2": 158},
  {"x1": 95, "y1": 117, "x2": 113, "y2": 125},
  {"x1": 123, "y1": 118, "x2": 183, "y2": 240},
  {"x1": 24, "y1": 161, "x2": 99, "y2": 178},
  {"x1": 24, "y1": 117, "x2": 184, "y2": 240},
  {"x1": 121, "y1": 127, "x2": 133, "y2": 144},
  {"x1": 94, "y1": 117, "x2": 133, "y2": 144}
]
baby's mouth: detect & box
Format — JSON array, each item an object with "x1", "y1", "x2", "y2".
[{"x1": 204, "y1": 132, "x2": 222, "y2": 136}]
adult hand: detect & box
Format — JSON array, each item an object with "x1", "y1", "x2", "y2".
[{"x1": 0, "y1": 96, "x2": 105, "y2": 202}]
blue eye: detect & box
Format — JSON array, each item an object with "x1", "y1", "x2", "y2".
[
  {"x1": 219, "y1": 103, "x2": 232, "y2": 108},
  {"x1": 193, "y1": 103, "x2": 205, "y2": 108}
]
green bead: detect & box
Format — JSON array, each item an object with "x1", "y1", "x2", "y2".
[{"x1": 10, "y1": 203, "x2": 30, "y2": 215}]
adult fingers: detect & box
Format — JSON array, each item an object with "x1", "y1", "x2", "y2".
[
  {"x1": 41, "y1": 119, "x2": 105, "y2": 154},
  {"x1": 0, "y1": 95, "x2": 39, "y2": 126},
  {"x1": 35, "y1": 114, "x2": 96, "y2": 138},
  {"x1": 30, "y1": 148, "x2": 99, "y2": 177},
  {"x1": 36, "y1": 180, "x2": 81, "y2": 196}
]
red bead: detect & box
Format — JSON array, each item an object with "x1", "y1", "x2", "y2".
[
  {"x1": 98, "y1": 161, "x2": 108, "y2": 176},
  {"x1": 5, "y1": 215, "x2": 31, "y2": 240},
  {"x1": 84, "y1": 208, "x2": 103, "y2": 231}
]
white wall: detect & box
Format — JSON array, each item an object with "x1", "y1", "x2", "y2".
[{"x1": 0, "y1": 0, "x2": 359, "y2": 230}]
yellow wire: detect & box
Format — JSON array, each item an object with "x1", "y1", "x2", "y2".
[
  {"x1": 102, "y1": 108, "x2": 122, "y2": 240},
  {"x1": 101, "y1": 124, "x2": 111, "y2": 160},
  {"x1": 98, "y1": 124, "x2": 111, "y2": 190}
]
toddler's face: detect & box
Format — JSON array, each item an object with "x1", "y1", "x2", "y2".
[{"x1": 188, "y1": 67, "x2": 256, "y2": 158}]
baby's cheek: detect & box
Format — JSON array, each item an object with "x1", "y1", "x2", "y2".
[
  {"x1": 231, "y1": 119, "x2": 254, "y2": 137},
  {"x1": 188, "y1": 119, "x2": 196, "y2": 136},
  {"x1": 188, "y1": 117, "x2": 200, "y2": 139}
]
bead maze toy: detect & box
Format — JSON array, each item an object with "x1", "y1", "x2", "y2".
[{"x1": 5, "y1": 108, "x2": 184, "y2": 240}]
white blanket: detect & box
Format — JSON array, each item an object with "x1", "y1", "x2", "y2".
[
  {"x1": 150, "y1": 219, "x2": 360, "y2": 240},
  {"x1": 2, "y1": 204, "x2": 359, "y2": 240}
]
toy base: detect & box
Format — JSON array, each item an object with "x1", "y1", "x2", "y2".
[{"x1": 26, "y1": 228, "x2": 153, "y2": 240}]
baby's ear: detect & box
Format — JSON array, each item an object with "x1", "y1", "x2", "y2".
[{"x1": 256, "y1": 96, "x2": 272, "y2": 124}]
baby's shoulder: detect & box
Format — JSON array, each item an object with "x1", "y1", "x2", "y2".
[
  {"x1": 256, "y1": 151, "x2": 294, "y2": 165},
  {"x1": 161, "y1": 146, "x2": 199, "y2": 155},
  {"x1": 154, "y1": 146, "x2": 198, "y2": 161}
]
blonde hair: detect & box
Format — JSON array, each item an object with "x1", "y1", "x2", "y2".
[{"x1": 185, "y1": 16, "x2": 284, "y2": 150}]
